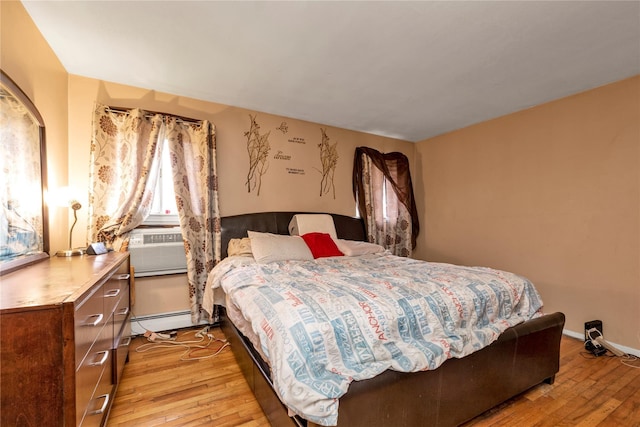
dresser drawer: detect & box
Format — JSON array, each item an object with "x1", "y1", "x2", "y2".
[
  {"x1": 76, "y1": 320, "x2": 112, "y2": 425},
  {"x1": 103, "y1": 265, "x2": 129, "y2": 317},
  {"x1": 79, "y1": 364, "x2": 113, "y2": 427},
  {"x1": 112, "y1": 285, "x2": 130, "y2": 344},
  {"x1": 113, "y1": 318, "x2": 131, "y2": 384},
  {"x1": 75, "y1": 288, "x2": 106, "y2": 369}
]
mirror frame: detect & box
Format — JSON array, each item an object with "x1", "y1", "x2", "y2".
[{"x1": 0, "y1": 69, "x2": 49, "y2": 275}]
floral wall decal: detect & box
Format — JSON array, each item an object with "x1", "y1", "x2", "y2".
[
  {"x1": 318, "y1": 128, "x2": 339, "y2": 199},
  {"x1": 245, "y1": 114, "x2": 270, "y2": 196},
  {"x1": 277, "y1": 121, "x2": 288, "y2": 134}
]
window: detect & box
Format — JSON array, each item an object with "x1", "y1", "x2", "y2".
[
  {"x1": 355, "y1": 181, "x2": 389, "y2": 220},
  {"x1": 144, "y1": 139, "x2": 178, "y2": 226}
]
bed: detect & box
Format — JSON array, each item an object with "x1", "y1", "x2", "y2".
[{"x1": 208, "y1": 211, "x2": 565, "y2": 427}]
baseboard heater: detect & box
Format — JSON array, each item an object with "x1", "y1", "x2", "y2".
[{"x1": 131, "y1": 310, "x2": 214, "y2": 336}]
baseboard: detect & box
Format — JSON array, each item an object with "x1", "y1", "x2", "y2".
[
  {"x1": 130, "y1": 310, "x2": 210, "y2": 336},
  {"x1": 564, "y1": 328, "x2": 640, "y2": 357}
]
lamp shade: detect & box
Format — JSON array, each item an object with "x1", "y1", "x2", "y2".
[{"x1": 49, "y1": 186, "x2": 80, "y2": 208}]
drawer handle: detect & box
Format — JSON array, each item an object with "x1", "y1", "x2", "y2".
[
  {"x1": 84, "y1": 313, "x2": 103, "y2": 327},
  {"x1": 120, "y1": 336, "x2": 132, "y2": 348},
  {"x1": 117, "y1": 274, "x2": 130, "y2": 281},
  {"x1": 90, "y1": 350, "x2": 109, "y2": 367},
  {"x1": 116, "y1": 307, "x2": 129, "y2": 317},
  {"x1": 104, "y1": 289, "x2": 121, "y2": 298},
  {"x1": 90, "y1": 393, "x2": 110, "y2": 415}
]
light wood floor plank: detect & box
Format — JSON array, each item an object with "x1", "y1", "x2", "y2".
[
  {"x1": 574, "y1": 398, "x2": 623, "y2": 427},
  {"x1": 604, "y1": 390, "x2": 640, "y2": 427},
  {"x1": 108, "y1": 327, "x2": 640, "y2": 427}
]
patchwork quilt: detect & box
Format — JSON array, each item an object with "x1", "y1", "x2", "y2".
[{"x1": 209, "y1": 253, "x2": 544, "y2": 426}]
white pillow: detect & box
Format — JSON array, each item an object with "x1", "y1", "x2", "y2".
[
  {"x1": 333, "y1": 239, "x2": 385, "y2": 256},
  {"x1": 248, "y1": 231, "x2": 314, "y2": 263},
  {"x1": 288, "y1": 214, "x2": 337, "y2": 239}
]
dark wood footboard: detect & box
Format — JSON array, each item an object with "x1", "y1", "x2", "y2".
[{"x1": 221, "y1": 309, "x2": 565, "y2": 427}]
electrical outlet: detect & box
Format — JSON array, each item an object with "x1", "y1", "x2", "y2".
[{"x1": 584, "y1": 320, "x2": 603, "y2": 342}]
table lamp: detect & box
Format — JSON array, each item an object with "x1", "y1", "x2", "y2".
[{"x1": 53, "y1": 187, "x2": 85, "y2": 257}]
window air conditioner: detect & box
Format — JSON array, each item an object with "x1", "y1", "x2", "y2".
[{"x1": 128, "y1": 227, "x2": 187, "y2": 277}]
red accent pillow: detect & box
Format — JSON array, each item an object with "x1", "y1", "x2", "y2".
[{"x1": 300, "y1": 232, "x2": 344, "y2": 259}]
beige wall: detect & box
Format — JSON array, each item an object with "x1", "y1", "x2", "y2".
[
  {"x1": 67, "y1": 74, "x2": 414, "y2": 250},
  {"x1": 133, "y1": 274, "x2": 190, "y2": 317},
  {"x1": 1, "y1": 0, "x2": 69, "y2": 253},
  {"x1": 414, "y1": 76, "x2": 640, "y2": 349}
]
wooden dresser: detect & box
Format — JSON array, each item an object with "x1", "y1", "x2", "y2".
[{"x1": 0, "y1": 252, "x2": 132, "y2": 427}]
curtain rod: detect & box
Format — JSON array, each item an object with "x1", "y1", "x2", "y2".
[{"x1": 106, "y1": 105, "x2": 201, "y2": 124}]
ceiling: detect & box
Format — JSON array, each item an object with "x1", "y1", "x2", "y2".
[{"x1": 22, "y1": 1, "x2": 640, "y2": 142}]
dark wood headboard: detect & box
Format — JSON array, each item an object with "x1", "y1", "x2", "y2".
[{"x1": 220, "y1": 212, "x2": 366, "y2": 258}]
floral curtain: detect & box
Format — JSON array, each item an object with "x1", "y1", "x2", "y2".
[
  {"x1": 88, "y1": 104, "x2": 220, "y2": 323},
  {"x1": 164, "y1": 118, "x2": 220, "y2": 323},
  {"x1": 88, "y1": 104, "x2": 164, "y2": 250},
  {"x1": 353, "y1": 147, "x2": 419, "y2": 257}
]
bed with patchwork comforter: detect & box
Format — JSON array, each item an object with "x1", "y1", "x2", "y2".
[
  {"x1": 209, "y1": 252, "x2": 545, "y2": 426},
  {"x1": 208, "y1": 211, "x2": 565, "y2": 427}
]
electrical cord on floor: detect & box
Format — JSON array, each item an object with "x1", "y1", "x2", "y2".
[
  {"x1": 130, "y1": 310, "x2": 154, "y2": 335},
  {"x1": 620, "y1": 354, "x2": 640, "y2": 369},
  {"x1": 135, "y1": 326, "x2": 230, "y2": 361},
  {"x1": 579, "y1": 350, "x2": 614, "y2": 360}
]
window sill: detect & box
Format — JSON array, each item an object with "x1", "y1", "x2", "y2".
[{"x1": 143, "y1": 214, "x2": 179, "y2": 227}]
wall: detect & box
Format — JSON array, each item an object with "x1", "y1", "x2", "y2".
[
  {"x1": 1, "y1": 0, "x2": 69, "y2": 253},
  {"x1": 414, "y1": 76, "x2": 640, "y2": 350}
]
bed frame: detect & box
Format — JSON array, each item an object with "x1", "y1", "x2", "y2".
[{"x1": 218, "y1": 211, "x2": 565, "y2": 427}]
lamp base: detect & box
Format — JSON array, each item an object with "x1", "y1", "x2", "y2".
[{"x1": 56, "y1": 248, "x2": 85, "y2": 257}]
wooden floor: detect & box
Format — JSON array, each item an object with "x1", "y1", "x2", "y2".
[{"x1": 108, "y1": 327, "x2": 640, "y2": 427}]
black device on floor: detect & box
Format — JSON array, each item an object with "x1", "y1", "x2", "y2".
[
  {"x1": 584, "y1": 320, "x2": 606, "y2": 356},
  {"x1": 584, "y1": 320, "x2": 603, "y2": 341}
]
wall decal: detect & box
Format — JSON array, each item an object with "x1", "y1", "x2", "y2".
[
  {"x1": 277, "y1": 122, "x2": 288, "y2": 134},
  {"x1": 245, "y1": 114, "x2": 270, "y2": 196},
  {"x1": 273, "y1": 150, "x2": 292, "y2": 161},
  {"x1": 317, "y1": 128, "x2": 339, "y2": 199},
  {"x1": 288, "y1": 136, "x2": 306, "y2": 144}
]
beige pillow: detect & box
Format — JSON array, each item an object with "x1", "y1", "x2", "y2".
[
  {"x1": 288, "y1": 214, "x2": 338, "y2": 239},
  {"x1": 227, "y1": 238, "x2": 253, "y2": 257},
  {"x1": 247, "y1": 231, "x2": 313, "y2": 263}
]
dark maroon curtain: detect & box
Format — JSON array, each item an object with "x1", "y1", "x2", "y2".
[{"x1": 353, "y1": 146, "x2": 419, "y2": 250}]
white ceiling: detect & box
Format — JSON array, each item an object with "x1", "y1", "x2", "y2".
[{"x1": 22, "y1": 1, "x2": 640, "y2": 142}]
